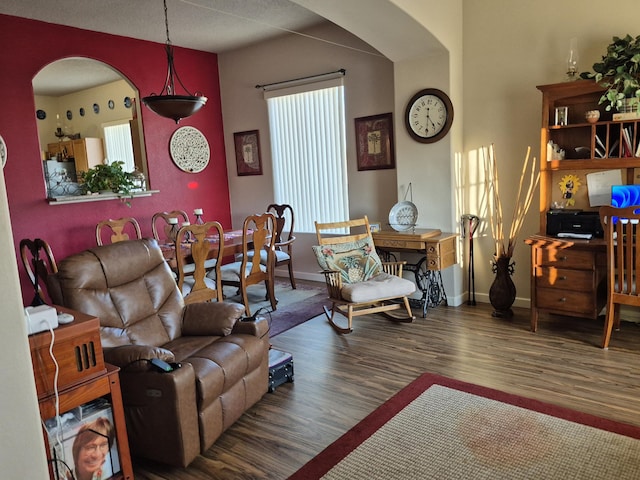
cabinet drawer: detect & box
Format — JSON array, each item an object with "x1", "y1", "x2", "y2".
[
  {"x1": 536, "y1": 248, "x2": 595, "y2": 269},
  {"x1": 536, "y1": 287, "x2": 595, "y2": 315},
  {"x1": 535, "y1": 266, "x2": 593, "y2": 291},
  {"x1": 425, "y1": 236, "x2": 457, "y2": 271},
  {"x1": 375, "y1": 239, "x2": 424, "y2": 250}
]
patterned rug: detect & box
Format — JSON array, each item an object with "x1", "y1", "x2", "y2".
[
  {"x1": 222, "y1": 278, "x2": 327, "y2": 337},
  {"x1": 289, "y1": 373, "x2": 640, "y2": 479}
]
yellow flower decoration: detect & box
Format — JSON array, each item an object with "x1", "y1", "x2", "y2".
[{"x1": 558, "y1": 174, "x2": 581, "y2": 207}]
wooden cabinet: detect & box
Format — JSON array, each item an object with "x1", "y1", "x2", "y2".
[
  {"x1": 527, "y1": 80, "x2": 640, "y2": 328},
  {"x1": 526, "y1": 235, "x2": 606, "y2": 330},
  {"x1": 30, "y1": 308, "x2": 132, "y2": 480},
  {"x1": 47, "y1": 138, "x2": 104, "y2": 174}
]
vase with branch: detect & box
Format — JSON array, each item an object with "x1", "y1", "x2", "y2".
[{"x1": 483, "y1": 144, "x2": 540, "y2": 317}]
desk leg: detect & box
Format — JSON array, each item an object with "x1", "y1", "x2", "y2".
[{"x1": 404, "y1": 258, "x2": 448, "y2": 318}]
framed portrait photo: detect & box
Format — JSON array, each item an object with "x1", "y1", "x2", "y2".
[
  {"x1": 234, "y1": 130, "x2": 262, "y2": 176},
  {"x1": 355, "y1": 113, "x2": 395, "y2": 171}
]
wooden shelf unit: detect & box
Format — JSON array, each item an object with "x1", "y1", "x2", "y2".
[
  {"x1": 538, "y1": 80, "x2": 640, "y2": 232},
  {"x1": 30, "y1": 308, "x2": 133, "y2": 480},
  {"x1": 528, "y1": 80, "x2": 640, "y2": 327}
]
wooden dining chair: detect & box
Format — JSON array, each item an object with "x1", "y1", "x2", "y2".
[
  {"x1": 151, "y1": 210, "x2": 189, "y2": 243},
  {"x1": 599, "y1": 205, "x2": 640, "y2": 349},
  {"x1": 19, "y1": 238, "x2": 60, "y2": 306},
  {"x1": 95, "y1": 217, "x2": 142, "y2": 245},
  {"x1": 175, "y1": 221, "x2": 225, "y2": 304},
  {"x1": 266, "y1": 204, "x2": 297, "y2": 289},
  {"x1": 219, "y1": 212, "x2": 277, "y2": 316}
]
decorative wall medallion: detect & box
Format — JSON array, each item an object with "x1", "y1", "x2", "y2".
[
  {"x1": 79, "y1": 107, "x2": 85, "y2": 117},
  {"x1": 170, "y1": 126, "x2": 210, "y2": 173},
  {"x1": 0, "y1": 134, "x2": 6, "y2": 168},
  {"x1": 124, "y1": 97, "x2": 132, "y2": 108},
  {"x1": 66, "y1": 110, "x2": 72, "y2": 120},
  {"x1": 108, "y1": 99, "x2": 115, "y2": 110},
  {"x1": 93, "y1": 103, "x2": 100, "y2": 114},
  {"x1": 36, "y1": 109, "x2": 46, "y2": 120}
]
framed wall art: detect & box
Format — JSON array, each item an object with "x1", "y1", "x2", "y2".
[
  {"x1": 355, "y1": 112, "x2": 395, "y2": 171},
  {"x1": 234, "y1": 130, "x2": 262, "y2": 176}
]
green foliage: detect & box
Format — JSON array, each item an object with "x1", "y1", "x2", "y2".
[
  {"x1": 79, "y1": 161, "x2": 136, "y2": 198},
  {"x1": 580, "y1": 34, "x2": 640, "y2": 112}
]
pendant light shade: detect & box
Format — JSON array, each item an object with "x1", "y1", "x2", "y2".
[{"x1": 142, "y1": 0, "x2": 207, "y2": 123}]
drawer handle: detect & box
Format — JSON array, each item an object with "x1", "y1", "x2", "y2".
[
  {"x1": 559, "y1": 256, "x2": 568, "y2": 261},
  {"x1": 559, "y1": 297, "x2": 566, "y2": 302},
  {"x1": 558, "y1": 276, "x2": 567, "y2": 281}
]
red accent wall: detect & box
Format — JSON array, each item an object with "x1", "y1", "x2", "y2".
[{"x1": 0, "y1": 14, "x2": 232, "y2": 305}]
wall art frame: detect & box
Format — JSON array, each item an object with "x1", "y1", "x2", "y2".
[
  {"x1": 234, "y1": 130, "x2": 262, "y2": 176},
  {"x1": 355, "y1": 112, "x2": 395, "y2": 171}
]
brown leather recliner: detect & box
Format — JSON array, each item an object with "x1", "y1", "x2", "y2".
[{"x1": 49, "y1": 238, "x2": 270, "y2": 467}]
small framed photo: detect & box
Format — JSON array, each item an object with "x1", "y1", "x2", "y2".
[
  {"x1": 355, "y1": 113, "x2": 395, "y2": 171},
  {"x1": 234, "y1": 130, "x2": 262, "y2": 176},
  {"x1": 555, "y1": 106, "x2": 568, "y2": 126},
  {"x1": 369, "y1": 222, "x2": 382, "y2": 233}
]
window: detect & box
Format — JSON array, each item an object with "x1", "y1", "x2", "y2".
[
  {"x1": 103, "y1": 121, "x2": 135, "y2": 172},
  {"x1": 266, "y1": 82, "x2": 348, "y2": 233}
]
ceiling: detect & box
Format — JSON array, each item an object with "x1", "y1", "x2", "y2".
[{"x1": 1, "y1": 0, "x2": 328, "y2": 95}]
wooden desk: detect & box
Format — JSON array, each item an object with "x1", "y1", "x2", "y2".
[
  {"x1": 372, "y1": 229, "x2": 458, "y2": 317},
  {"x1": 525, "y1": 234, "x2": 606, "y2": 332}
]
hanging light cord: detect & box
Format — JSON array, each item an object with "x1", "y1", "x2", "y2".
[{"x1": 156, "y1": 0, "x2": 199, "y2": 97}]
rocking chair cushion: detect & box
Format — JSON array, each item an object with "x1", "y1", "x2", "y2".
[
  {"x1": 341, "y1": 272, "x2": 416, "y2": 303},
  {"x1": 312, "y1": 238, "x2": 382, "y2": 283}
]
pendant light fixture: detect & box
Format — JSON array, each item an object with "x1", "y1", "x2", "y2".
[{"x1": 142, "y1": 0, "x2": 207, "y2": 123}]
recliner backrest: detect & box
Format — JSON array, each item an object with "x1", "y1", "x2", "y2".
[{"x1": 53, "y1": 238, "x2": 185, "y2": 348}]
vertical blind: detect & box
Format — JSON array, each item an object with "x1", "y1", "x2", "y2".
[
  {"x1": 103, "y1": 123, "x2": 135, "y2": 172},
  {"x1": 267, "y1": 84, "x2": 348, "y2": 233}
]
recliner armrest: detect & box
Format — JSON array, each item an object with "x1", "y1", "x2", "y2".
[
  {"x1": 182, "y1": 301, "x2": 245, "y2": 336},
  {"x1": 231, "y1": 314, "x2": 270, "y2": 338},
  {"x1": 104, "y1": 344, "x2": 176, "y2": 371}
]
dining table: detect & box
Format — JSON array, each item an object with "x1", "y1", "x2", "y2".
[{"x1": 159, "y1": 229, "x2": 250, "y2": 269}]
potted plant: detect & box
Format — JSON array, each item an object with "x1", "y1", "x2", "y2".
[
  {"x1": 580, "y1": 34, "x2": 640, "y2": 113},
  {"x1": 79, "y1": 161, "x2": 136, "y2": 199}
]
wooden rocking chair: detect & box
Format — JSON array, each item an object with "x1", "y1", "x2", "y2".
[{"x1": 313, "y1": 216, "x2": 416, "y2": 333}]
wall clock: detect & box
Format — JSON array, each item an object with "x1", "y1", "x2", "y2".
[
  {"x1": 404, "y1": 88, "x2": 454, "y2": 143},
  {"x1": 170, "y1": 126, "x2": 210, "y2": 173},
  {"x1": 0, "y1": 134, "x2": 6, "y2": 169}
]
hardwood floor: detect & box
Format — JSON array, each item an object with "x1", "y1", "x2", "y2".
[{"x1": 132, "y1": 302, "x2": 640, "y2": 479}]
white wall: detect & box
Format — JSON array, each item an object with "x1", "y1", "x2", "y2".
[
  {"x1": 0, "y1": 167, "x2": 49, "y2": 477},
  {"x1": 218, "y1": 22, "x2": 396, "y2": 280},
  {"x1": 462, "y1": 0, "x2": 640, "y2": 305}
]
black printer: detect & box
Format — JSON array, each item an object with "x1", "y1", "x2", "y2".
[{"x1": 546, "y1": 209, "x2": 604, "y2": 238}]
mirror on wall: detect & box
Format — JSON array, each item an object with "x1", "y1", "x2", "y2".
[{"x1": 32, "y1": 57, "x2": 149, "y2": 199}]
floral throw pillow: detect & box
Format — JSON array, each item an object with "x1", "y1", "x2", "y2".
[{"x1": 312, "y1": 238, "x2": 383, "y2": 284}]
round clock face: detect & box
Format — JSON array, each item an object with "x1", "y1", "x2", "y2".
[
  {"x1": 170, "y1": 126, "x2": 210, "y2": 173},
  {"x1": 405, "y1": 88, "x2": 454, "y2": 143}
]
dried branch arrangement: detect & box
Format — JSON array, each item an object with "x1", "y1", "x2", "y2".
[{"x1": 483, "y1": 144, "x2": 540, "y2": 260}]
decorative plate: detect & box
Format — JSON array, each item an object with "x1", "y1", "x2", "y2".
[
  {"x1": 79, "y1": 107, "x2": 85, "y2": 117},
  {"x1": 66, "y1": 110, "x2": 72, "y2": 120},
  {"x1": 124, "y1": 97, "x2": 132, "y2": 108},
  {"x1": 36, "y1": 109, "x2": 46, "y2": 120},
  {"x1": 93, "y1": 103, "x2": 100, "y2": 114},
  {"x1": 108, "y1": 99, "x2": 115, "y2": 110},
  {"x1": 170, "y1": 126, "x2": 210, "y2": 173},
  {"x1": 0, "y1": 134, "x2": 6, "y2": 169},
  {"x1": 388, "y1": 201, "x2": 418, "y2": 231}
]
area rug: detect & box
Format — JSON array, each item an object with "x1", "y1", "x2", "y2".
[
  {"x1": 222, "y1": 279, "x2": 327, "y2": 337},
  {"x1": 289, "y1": 373, "x2": 640, "y2": 479}
]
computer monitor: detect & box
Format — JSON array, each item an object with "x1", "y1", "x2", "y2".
[{"x1": 611, "y1": 184, "x2": 640, "y2": 208}]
